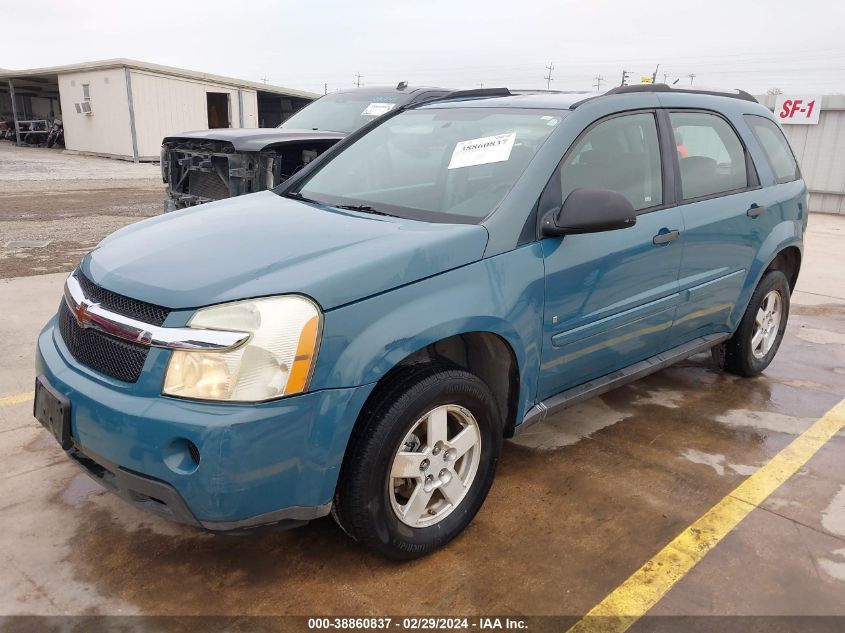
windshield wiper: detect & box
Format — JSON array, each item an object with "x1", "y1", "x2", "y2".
[
  {"x1": 283, "y1": 191, "x2": 322, "y2": 204},
  {"x1": 333, "y1": 204, "x2": 398, "y2": 217}
]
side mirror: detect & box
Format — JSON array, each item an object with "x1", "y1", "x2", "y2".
[{"x1": 542, "y1": 188, "x2": 637, "y2": 237}]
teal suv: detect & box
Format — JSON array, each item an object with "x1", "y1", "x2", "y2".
[{"x1": 35, "y1": 85, "x2": 806, "y2": 559}]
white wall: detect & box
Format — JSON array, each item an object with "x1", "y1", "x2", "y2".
[
  {"x1": 757, "y1": 95, "x2": 845, "y2": 215},
  {"x1": 58, "y1": 68, "x2": 133, "y2": 158},
  {"x1": 129, "y1": 70, "x2": 258, "y2": 158}
]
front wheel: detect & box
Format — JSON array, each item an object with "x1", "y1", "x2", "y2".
[
  {"x1": 712, "y1": 269, "x2": 790, "y2": 376},
  {"x1": 333, "y1": 364, "x2": 502, "y2": 560}
]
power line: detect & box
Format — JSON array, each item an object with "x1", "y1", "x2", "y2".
[{"x1": 544, "y1": 62, "x2": 554, "y2": 89}]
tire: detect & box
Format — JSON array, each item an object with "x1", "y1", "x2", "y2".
[
  {"x1": 333, "y1": 363, "x2": 502, "y2": 560},
  {"x1": 712, "y1": 269, "x2": 790, "y2": 377}
]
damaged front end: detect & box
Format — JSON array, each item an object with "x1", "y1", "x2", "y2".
[{"x1": 161, "y1": 139, "x2": 333, "y2": 212}]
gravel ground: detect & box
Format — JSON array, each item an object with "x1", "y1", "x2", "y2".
[{"x1": 0, "y1": 142, "x2": 164, "y2": 278}]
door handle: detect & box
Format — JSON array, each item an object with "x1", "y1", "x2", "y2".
[
  {"x1": 653, "y1": 229, "x2": 680, "y2": 245},
  {"x1": 747, "y1": 204, "x2": 767, "y2": 218}
]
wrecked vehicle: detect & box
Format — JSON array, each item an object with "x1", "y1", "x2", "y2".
[{"x1": 160, "y1": 84, "x2": 451, "y2": 211}]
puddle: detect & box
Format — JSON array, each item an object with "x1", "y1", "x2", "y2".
[
  {"x1": 509, "y1": 399, "x2": 632, "y2": 450},
  {"x1": 816, "y1": 485, "x2": 845, "y2": 583},
  {"x1": 60, "y1": 473, "x2": 106, "y2": 508},
  {"x1": 776, "y1": 379, "x2": 831, "y2": 391},
  {"x1": 632, "y1": 388, "x2": 686, "y2": 409},
  {"x1": 715, "y1": 409, "x2": 816, "y2": 435},
  {"x1": 795, "y1": 326, "x2": 845, "y2": 346},
  {"x1": 820, "y1": 485, "x2": 845, "y2": 537},
  {"x1": 680, "y1": 448, "x2": 758, "y2": 476},
  {"x1": 819, "y1": 548, "x2": 845, "y2": 582}
]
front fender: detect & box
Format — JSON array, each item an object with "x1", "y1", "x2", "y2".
[{"x1": 311, "y1": 243, "x2": 546, "y2": 423}]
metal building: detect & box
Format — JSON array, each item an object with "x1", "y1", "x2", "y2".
[
  {"x1": 757, "y1": 94, "x2": 845, "y2": 215},
  {"x1": 0, "y1": 59, "x2": 317, "y2": 162}
]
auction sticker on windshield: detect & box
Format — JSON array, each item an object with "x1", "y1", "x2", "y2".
[
  {"x1": 448, "y1": 132, "x2": 516, "y2": 170},
  {"x1": 361, "y1": 102, "x2": 396, "y2": 116}
]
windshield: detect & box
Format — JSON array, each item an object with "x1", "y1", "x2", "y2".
[
  {"x1": 292, "y1": 107, "x2": 565, "y2": 223},
  {"x1": 279, "y1": 92, "x2": 402, "y2": 133}
]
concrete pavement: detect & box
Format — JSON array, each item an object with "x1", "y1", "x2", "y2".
[{"x1": 0, "y1": 214, "x2": 843, "y2": 622}]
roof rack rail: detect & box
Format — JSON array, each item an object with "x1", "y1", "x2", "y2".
[
  {"x1": 571, "y1": 83, "x2": 758, "y2": 109},
  {"x1": 441, "y1": 87, "x2": 512, "y2": 100},
  {"x1": 603, "y1": 83, "x2": 757, "y2": 102}
]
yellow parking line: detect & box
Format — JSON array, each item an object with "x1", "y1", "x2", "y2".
[
  {"x1": 567, "y1": 399, "x2": 845, "y2": 633},
  {"x1": 0, "y1": 391, "x2": 33, "y2": 408}
]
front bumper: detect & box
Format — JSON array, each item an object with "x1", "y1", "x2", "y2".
[{"x1": 36, "y1": 315, "x2": 374, "y2": 530}]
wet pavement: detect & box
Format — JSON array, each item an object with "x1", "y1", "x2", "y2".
[{"x1": 0, "y1": 214, "x2": 843, "y2": 623}]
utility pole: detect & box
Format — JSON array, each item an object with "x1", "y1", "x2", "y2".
[
  {"x1": 544, "y1": 62, "x2": 554, "y2": 90},
  {"x1": 663, "y1": 73, "x2": 669, "y2": 83},
  {"x1": 620, "y1": 70, "x2": 631, "y2": 86},
  {"x1": 354, "y1": 72, "x2": 363, "y2": 87},
  {"x1": 593, "y1": 75, "x2": 604, "y2": 91},
  {"x1": 651, "y1": 64, "x2": 660, "y2": 84},
  {"x1": 479, "y1": 82, "x2": 484, "y2": 88},
  {"x1": 324, "y1": 83, "x2": 328, "y2": 95},
  {"x1": 688, "y1": 73, "x2": 696, "y2": 85},
  {"x1": 260, "y1": 75, "x2": 268, "y2": 85}
]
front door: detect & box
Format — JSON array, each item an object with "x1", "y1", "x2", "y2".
[{"x1": 538, "y1": 111, "x2": 683, "y2": 400}]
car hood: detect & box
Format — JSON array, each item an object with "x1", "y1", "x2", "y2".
[
  {"x1": 81, "y1": 191, "x2": 489, "y2": 312},
  {"x1": 163, "y1": 128, "x2": 346, "y2": 152}
]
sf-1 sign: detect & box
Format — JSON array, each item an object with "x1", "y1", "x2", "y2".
[{"x1": 774, "y1": 95, "x2": 822, "y2": 125}]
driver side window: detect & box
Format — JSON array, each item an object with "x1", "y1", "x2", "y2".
[{"x1": 560, "y1": 113, "x2": 663, "y2": 212}]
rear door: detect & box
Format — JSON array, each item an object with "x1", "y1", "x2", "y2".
[
  {"x1": 665, "y1": 110, "x2": 771, "y2": 344},
  {"x1": 538, "y1": 111, "x2": 684, "y2": 399}
]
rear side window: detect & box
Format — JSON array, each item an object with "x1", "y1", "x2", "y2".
[
  {"x1": 670, "y1": 111, "x2": 749, "y2": 200},
  {"x1": 560, "y1": 112, "x2": 663, "y2": 212},
  {"x1": 744, "y1": 115, "x2": 799, "y2": 183}
]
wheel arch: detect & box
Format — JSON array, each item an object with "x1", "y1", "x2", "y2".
[
  {"x1": 763, "y1": 244, "x2": 802, "y2": 292},
  {"x1": 732, "y1": 222, "x2": 803, "y2": 328},
  {"x1": 351, "y1": 331, "x2": 522, "y2": 442}
]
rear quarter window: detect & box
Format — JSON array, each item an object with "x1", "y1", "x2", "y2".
[{"x1": 744, "y1": 115, "x2": 800, "y2": 183}]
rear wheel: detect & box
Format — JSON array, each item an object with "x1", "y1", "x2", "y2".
[
  {"x1": 333, "y1": 364, "x2": 501, "y2": 560},
  {"x1": 712, "y1": 269, "x2": 790, "y2": 376}
]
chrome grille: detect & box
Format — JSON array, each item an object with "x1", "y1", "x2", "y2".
[
  {"x1": 75, "y1": 272, "x2": 170, "y2": 326},
  {"x1": 58, "y1": 302, "x2": 149, "y2": 383}
]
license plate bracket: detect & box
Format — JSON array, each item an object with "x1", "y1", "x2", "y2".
[{"x1": 34, "y1": 375, "x2": 71, "y2": 450}]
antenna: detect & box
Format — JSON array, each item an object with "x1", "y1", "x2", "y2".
[
  {"x1": 544, "y1": 62, "x2": 554, "y2": 90},
  {"x1": 651, "y1": 64, "x2": 660, "y2": 84}
]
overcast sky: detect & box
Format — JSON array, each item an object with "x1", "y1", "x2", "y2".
[{"x1": 3, "y1": 0, "x2": 844, "y2": 95}]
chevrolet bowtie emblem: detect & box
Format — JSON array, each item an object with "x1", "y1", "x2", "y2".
[{"x1": 73, "y1": 299, "x2": 97, "y2": 327}]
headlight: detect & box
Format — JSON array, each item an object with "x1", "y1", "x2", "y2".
[{"x1": 163, "y1": 296, "x2": 321, "y2": 402}]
